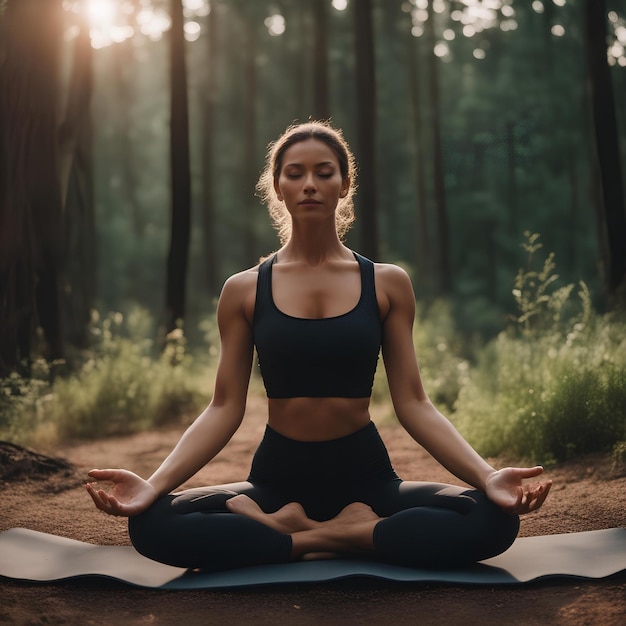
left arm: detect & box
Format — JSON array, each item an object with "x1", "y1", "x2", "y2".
[{"x1": 377, "y1": 264, "x2": 551, "y2": 515}]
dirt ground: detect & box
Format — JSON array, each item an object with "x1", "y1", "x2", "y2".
[{"x1": 1, "y1": 396, "x2": 625, "y2": 625}]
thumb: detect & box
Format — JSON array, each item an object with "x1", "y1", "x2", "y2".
[
  {"x1": 513, "y1": 466, "x2": 544, "y2": 479},
  {"x1": 87, "y1": 468, "x2": 125, "y2": 481}
]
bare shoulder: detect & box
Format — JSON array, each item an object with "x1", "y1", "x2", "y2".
[
  {"x1": 218, "y1": 265, "x2": 260, "y2": 322},
  {"x1": 372, "y1": 262, "x2": 416, "y2": 320},
  {"x1": 221, "y1": 265, "x2": 259, "y2": 295},
  {"x1": 374, "y1": 262, "x2": 415, "y2": 298}
]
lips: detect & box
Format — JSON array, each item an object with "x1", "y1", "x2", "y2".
[{"x1": 299, "y1": 199, "x2": 323, "y2": 205}]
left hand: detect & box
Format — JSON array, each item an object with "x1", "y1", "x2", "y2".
[
  {"x1": 85, "y1": 469, "x2": 157, "y2": 517},
  {"x1": 485, "y1": 466, "x2": 552, "y2": 515}
]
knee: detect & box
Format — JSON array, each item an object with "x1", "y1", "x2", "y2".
[
  {"x1": 127, "y1": 496, "x2": 174, "y2": 562},
  {"x1": 474, "y1": 492, "x2": 520, "y2": 557},
  {"x1": 127, "y1": 510, "x2": 154, "y2": 559}
]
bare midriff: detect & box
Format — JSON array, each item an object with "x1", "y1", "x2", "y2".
[{"x1": 267, "y1": 396, "x2": 372, "y2": 441}]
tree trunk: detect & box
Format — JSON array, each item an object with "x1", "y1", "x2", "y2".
[
  {"x1": 0, "y1": 0, "x2": 65, "y2": 375},
  {"x1": 584, "y1": 0, "x2": 626, "y2": 298},
  {"x1": 425, "y1": 2, "x2": 451, "y2": 292},
  {"x1": 59, "y1": 22, "x2": 96, "y2": 349},
  {"x1": 567, "y1": 158, "x2": 579, "y2": 274},
  {"x1": 506, "y1": 120, "x2": 518, "y2": 237},
  {"x1": 165, "y1": 0, "x2": 192, "y2": 332},
  {"x1": 354, "y1": 0, "x2": 378, "y2": 260},
  {"x1": 407, "y1": 25, "x2": 430, "y2": 286},
  {"x1": 280, "y1": 0, "x2": 308, "y2": 117},
  {"x1": 243, "y1": 11, "x2": 258, "y2": 265},
  {"x1": 311, "y1": 0, "x2": 329, "y2": 120},
  {"x1": 201, "y1": 0, "x2": 220, "y2": 298},
  {"x1": 113, "y1": 39, "x2": 142, "y2": 239}
]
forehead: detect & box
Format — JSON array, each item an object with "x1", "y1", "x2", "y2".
[{"x1": 281, "y1": 138, "x2": 340, "y2": 167}]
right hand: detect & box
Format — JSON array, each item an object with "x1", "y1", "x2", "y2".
[{"x1": 86, "y1": 469, "x2": 158, "y2": 517}]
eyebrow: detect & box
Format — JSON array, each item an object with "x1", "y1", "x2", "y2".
[{"x1": 283, "y1": 161, "x2": 336, "y2": 168}]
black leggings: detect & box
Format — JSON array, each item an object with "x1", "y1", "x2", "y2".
[{"x1": 129, "y1": 422, "x2": 519, "y2": 570}]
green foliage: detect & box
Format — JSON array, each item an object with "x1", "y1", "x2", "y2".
[
  {"x1": 0, "y1": 361, "x2": 54, "y2": 445},
  {"x1": 410, "y1": 300, "x2": 471, "y2": 413},
  {"x1": 511, "y1": 232, "x2": 590, "y2": 335},
  {"x1": 454, "y1": 235, "x2": 626, "y2": 463},
  {"x1": 612, "y1": 440, "x2": 626, "y2": 472},
  {"x1": 0, "y1": 309, "x2": 213, "y2": 446}
]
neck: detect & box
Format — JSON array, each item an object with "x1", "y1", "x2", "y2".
[{"x1": 280, "y1": 223, "x2": 349, "y2": 266}]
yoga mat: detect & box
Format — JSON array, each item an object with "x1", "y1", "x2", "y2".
[{"x1": 0, "y1": 527, "x2": 624, "y2": 589}]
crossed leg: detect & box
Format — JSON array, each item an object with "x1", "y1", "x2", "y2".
[
  {"x1": 226, "y1": 494, "x2": 383, "y2": 560},
  {"x1": 129, "y1": 481, "x2": 518, "y2": 569}
]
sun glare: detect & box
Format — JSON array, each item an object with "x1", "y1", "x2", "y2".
[
  {"x1": 85, "y1": 0, "x2": 116, "y2": 27},
  {"x1": 65, "y1": 0, "x2": 210, "y2": 48},
  {"x1": 62, "y1": 0, "x2": 624, "y2": 66},
  {"x1": 265, "y1": 14, "x2": 286, "y2": 37},
  {"x1": 411, "y1": 0, "x2": 518, "y2": 53}
]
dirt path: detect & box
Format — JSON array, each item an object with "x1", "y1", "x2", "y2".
[{"x1": 1, "y1": 397, "x2": 625, "y2": 625}]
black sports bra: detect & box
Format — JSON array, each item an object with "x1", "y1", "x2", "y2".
[{"x1": 252, "y1": 252, "x2": 382, "y2": 399}]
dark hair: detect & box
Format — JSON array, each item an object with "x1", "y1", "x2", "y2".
[{"x1": 256, "y1": 121, "x2": 357, "y2": 244}]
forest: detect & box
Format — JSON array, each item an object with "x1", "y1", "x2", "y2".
[{"x1": 0, "y1": 0, "x2": 625, "y2": 463}]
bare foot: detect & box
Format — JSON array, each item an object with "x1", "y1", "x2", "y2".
[
  {"x1": 290, "y1": 503, "x2": 383, "y2": 559},
  {"x1": 330, "y1": 502, "x2": 381, "y2": 526},
  {"x1": 226, "y1": 495, "x2": 317, "y2": 533}
]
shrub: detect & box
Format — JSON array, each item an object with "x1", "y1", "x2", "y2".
[
  {"x1": 0, "y1": 362, "x2": 53, "y2": 445},
  {"x1": 453, "y1": 233, "x2": 626, "y2": 463},
  {"x1": 0, "y1": 309, "x2": 213, "y2": 446}
]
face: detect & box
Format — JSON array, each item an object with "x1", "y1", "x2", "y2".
[{"x1": 273, "y1": 138, "x2": 350, "y2": 220}]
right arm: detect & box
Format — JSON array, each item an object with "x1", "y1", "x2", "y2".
[{"x1": 87, "y1": 271, "x2": 256, "y2": 516}]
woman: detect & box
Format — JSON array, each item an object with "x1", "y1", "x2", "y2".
[{"x1": 87, "y1": 121, "x2": 551, "y2": 570}]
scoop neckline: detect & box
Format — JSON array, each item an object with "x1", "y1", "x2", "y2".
[{"x1": 267, "y1": 252, "x2": 364, "y2": 321}]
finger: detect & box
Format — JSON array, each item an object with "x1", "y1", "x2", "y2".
[
  {"x1": 98, "y1": 490, "x2": 130, "y2": 516},
  {"x1": 519, "y1": 481, "x2": 552, "y2": 514},
  {"x1": 85, "y1": 482, "x2": 100, "y2": 506},
  {"x1": 86, "y1": 482, "x2": 124, "y2": 516},
  {"x1": 527, "y1": 481, "x2": 552, "y2": 512},
  {"x1": 103, "y1": 493, "x2": 125, "y2": 516},
  {"x1": 513, "y1": 466, "x2": 545, "y2": 479},
  {"x1": 85, "y1": 483, "x2": 111, "y2": 512},
  {"x1": 520, "y1": 487, "x2": 529, "y2": 506},
  {"x1": 87, "y1": 468, "x2": 122, "y2": 481}
]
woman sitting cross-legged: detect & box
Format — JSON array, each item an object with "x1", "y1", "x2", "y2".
[{"x1": 87, "y1": 121, "x2": 551, "y2": 571}]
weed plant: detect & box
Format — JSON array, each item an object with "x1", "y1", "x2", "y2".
[
  {"x1": 453, "y1": 233, "x2": 626, "y2": 464},
  {"x1": 0, "y1": 308, "x2": 213, "y2": 447},
  {"x1": 0, "y1": 360, "x2": 55, "y2": 446}
]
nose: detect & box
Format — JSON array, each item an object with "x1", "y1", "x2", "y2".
[{"x1": 303, "y1": 172, "x2": 316, "y2": 193}]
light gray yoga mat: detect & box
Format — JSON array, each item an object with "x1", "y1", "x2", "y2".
[{"x1": 0, "y1": 527, "x2": 625, "y2": 589}]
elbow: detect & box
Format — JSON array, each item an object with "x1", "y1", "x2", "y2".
[
  {"x1": 391, "y1": 389, "x2": 432, "y2": 417},
  {"x1": 196, "y1": 397, "x2": 247, "y2": 430},
  {"x1": 392, "y1": 395, "x2": 439, "y2": 431}
]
